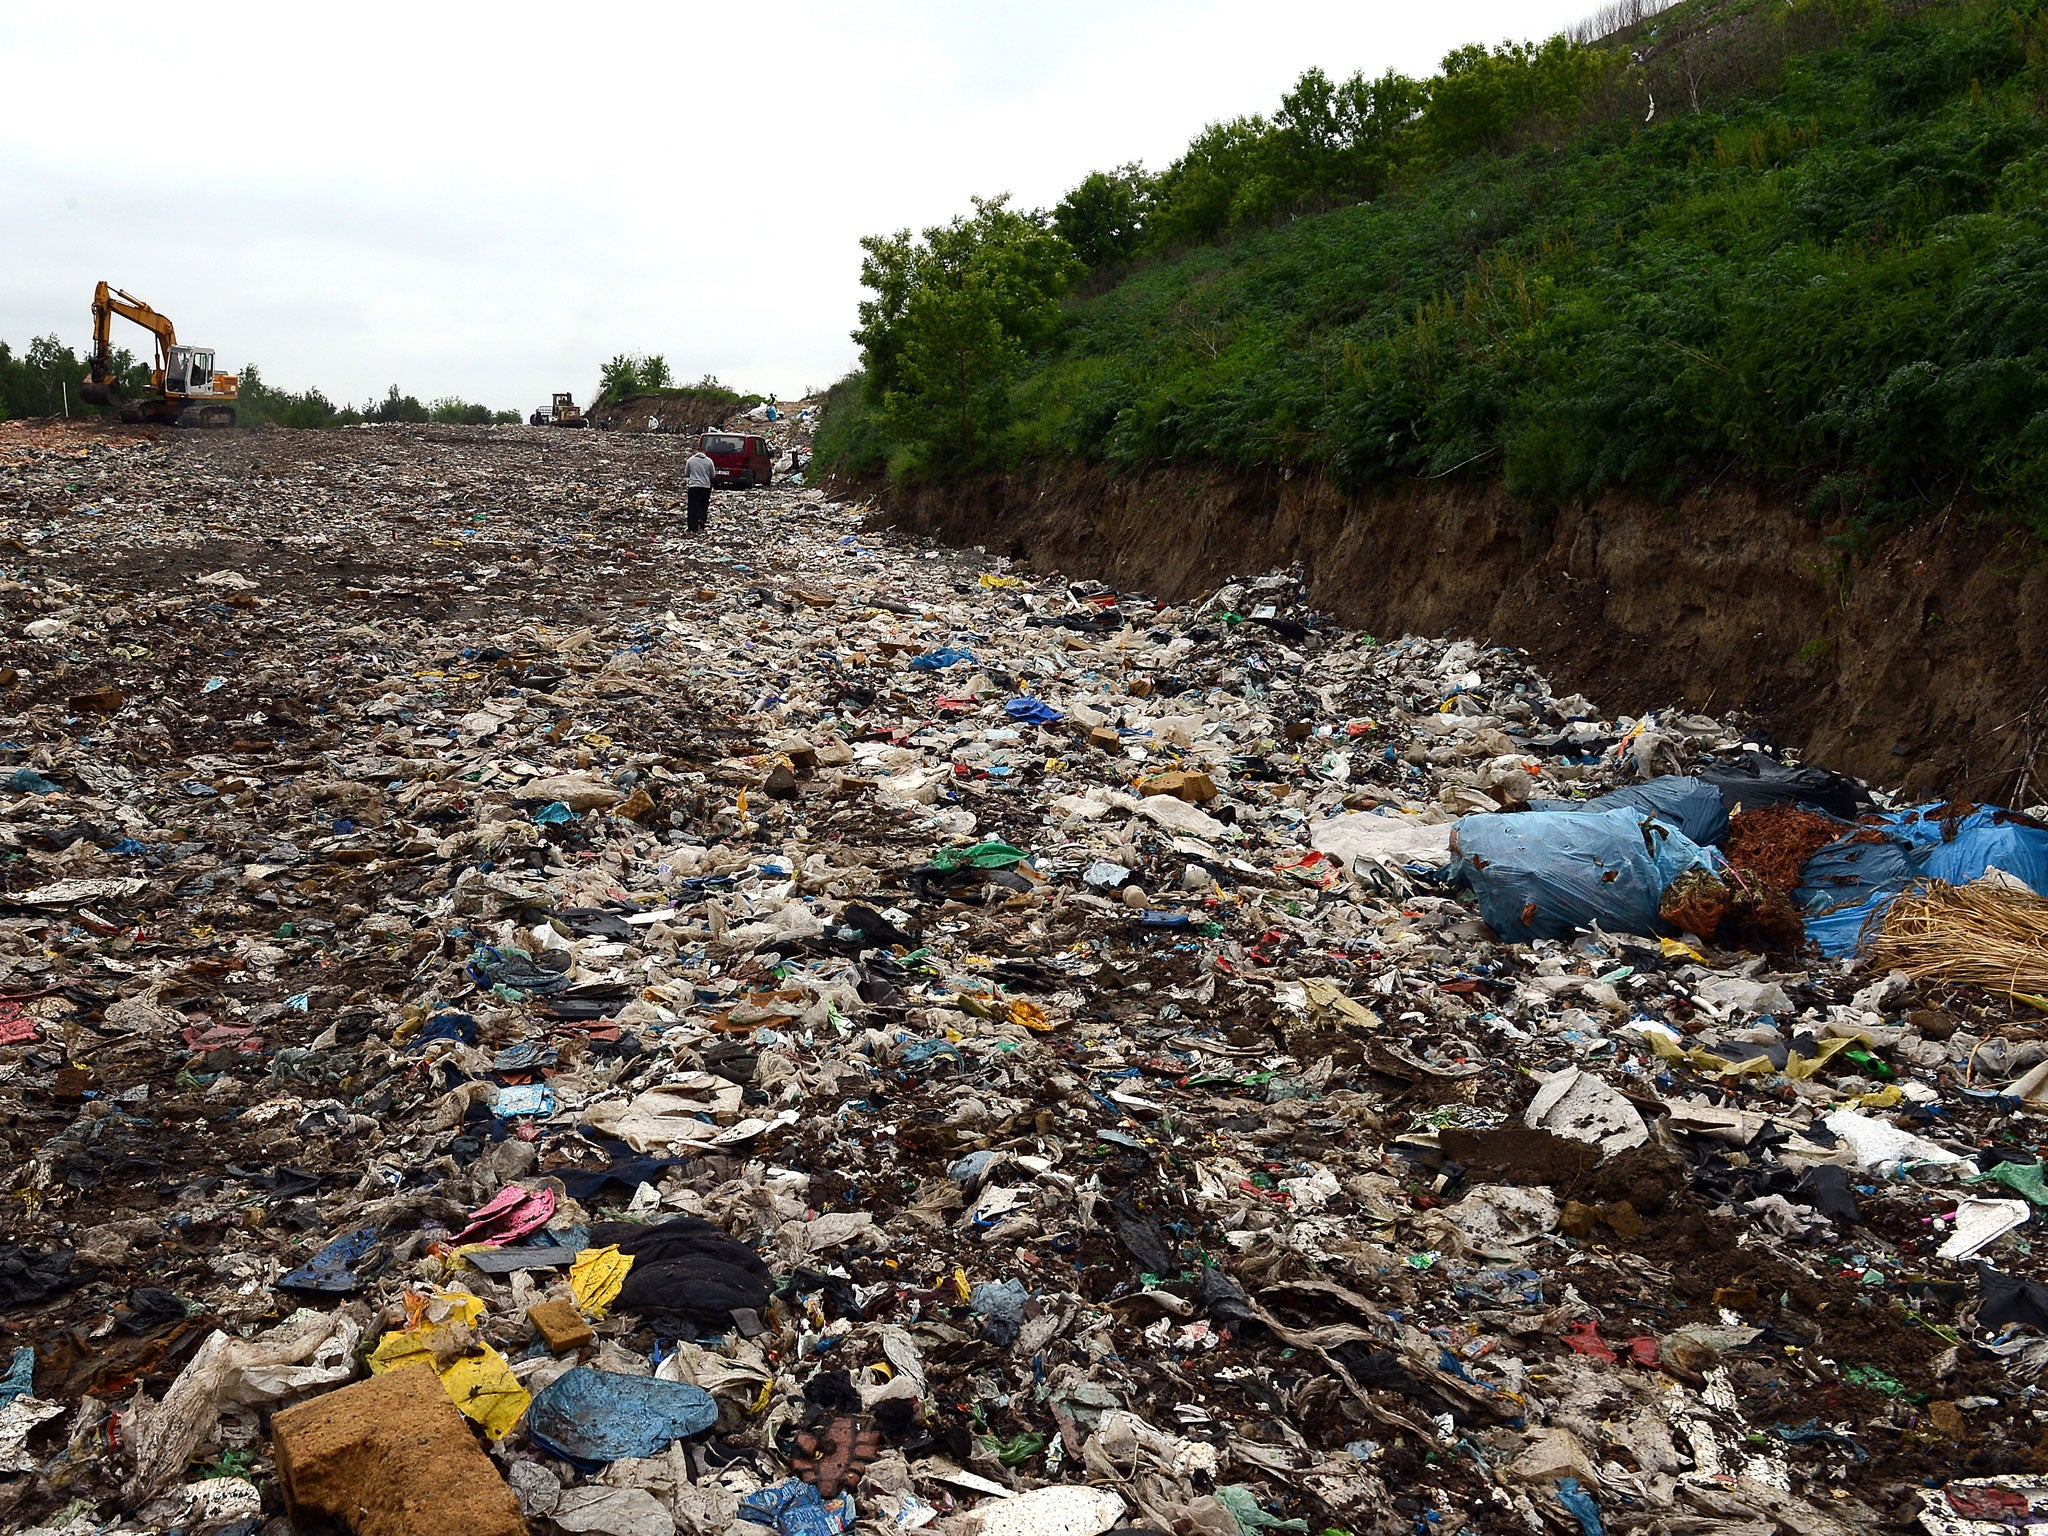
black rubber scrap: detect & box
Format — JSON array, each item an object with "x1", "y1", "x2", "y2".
[{"x1": 1109, "y1": 1195, "x2": 1177, "y2": 1275}]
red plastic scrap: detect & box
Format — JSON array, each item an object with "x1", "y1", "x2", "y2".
[
  {"x1": 0, "y1": 1003, "x2": 39, "y2": 1046},
  {"x1": 1625, "y1": 1336, "x2": 1660, "y2": 1368},
  {"x1": 181, "y1": 1023, "x2": 265, "y2": 1053},
  {"x1": 1560, "y1": 1320, "x2": 1618, "y2": 1362},
  {"x1": 1945, "y1": 1485, "x2": 2030, "y2": 1521},
  {"x1": 452, "y1": 1183, "x2": 557, "y2": 1246}
]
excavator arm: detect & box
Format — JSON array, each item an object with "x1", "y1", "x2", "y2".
[{"x1": 86, "y1": 280, "x2": 176, "y2": 391}]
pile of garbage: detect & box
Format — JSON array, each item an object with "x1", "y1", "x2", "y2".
[{"x1": 3, "y1": 416, "x2": 2047, "y2": 1536}]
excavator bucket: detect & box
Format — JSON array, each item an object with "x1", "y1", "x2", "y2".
[{"x1": 79, "y1": 380, "x2": 116, "y2": 408}]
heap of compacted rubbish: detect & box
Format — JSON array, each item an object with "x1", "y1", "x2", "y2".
[{"x1": 2, "y1": 417, "x2": 2046, "y2": 1536}]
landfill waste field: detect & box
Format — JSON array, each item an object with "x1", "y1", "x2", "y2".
[{"x1": 6, "y1": 417, "x2": 2048, "y2": 1536}]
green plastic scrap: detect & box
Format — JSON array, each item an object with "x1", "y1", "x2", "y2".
[
  {"x1": 1217, "y1": 1484, "x2": 1308, "y2": 1536},
  {"x1": 1969, "y1": 1159, "x2": 2048, "y2": 1206},
  {"x1": 1842, "y1": 1362, "x2": 1906, "y2": 1396},
  {"x1": 931, "y1": 840, "x2": 1028, "y2": 871},
  {"x1": 994, "y1": 1431, "x2": 1048, "y2": 1466}
]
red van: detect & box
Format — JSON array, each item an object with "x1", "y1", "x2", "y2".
[{"x1": 698, "y1": 431, "x2": 773, "y2": 488}]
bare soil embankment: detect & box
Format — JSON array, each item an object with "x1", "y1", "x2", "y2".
[{"x1": 861, "y1": 463, "x2": 2048, "y2": 801}]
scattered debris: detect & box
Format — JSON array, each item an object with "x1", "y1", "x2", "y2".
[{"x1": 0, "y1": 418, "x2": 2042, "y2": 1535}]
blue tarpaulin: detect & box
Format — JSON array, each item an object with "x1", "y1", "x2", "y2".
[
  {"x1": 1578, "y1": 776, "x2": 1729, "y2": 847},
  {"x1": 1796, "y1": 805, "x2": 2048, "y2": 956}
]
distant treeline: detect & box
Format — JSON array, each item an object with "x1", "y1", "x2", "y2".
[{"x1": 0, "y1": 334, "x2": 520, "y2": 428}]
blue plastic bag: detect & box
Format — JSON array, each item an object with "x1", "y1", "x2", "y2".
[
  {"x1": 909, "y1": 647, "x2": 974, "y2": 672},
  {"x1": 736, "y1": 1479, "x2": 857, "y2": 1536},
  {"x1": 1452, "y1": 808, "x2": 1713, "y2": 942},
  {"x1": 1003, "y1": 696, "x2": 1062, "y2": 724},
  {"x1": 1556, "y1": 1477, "x2": 1604, "y2": 1536},
  {"x1": 280, "y1": 1227, "x2": 378, "y2": 1295}
]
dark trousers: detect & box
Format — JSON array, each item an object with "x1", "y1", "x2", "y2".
[{"x1": 687, "y1": 486, "x2": 711, "y2": 531}]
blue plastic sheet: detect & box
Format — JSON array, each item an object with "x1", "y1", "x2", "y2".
[
  {"x1": 280, "y1": 1226, "x2": 378, "y2": 1294},
  {"x1": 526, "y1": 1368, "x2": 718, "y2": 1466},
  {"x1": 1452, "y1": 808, "x2": 1713, "y2": 942},
  {"x1": 1004, "y1": 696, "x2": 1063, "y2": 723},
  {"x1": 1802, "y1": 896, "x2": 1899, "y2": 958},
  {"x1": 909, "y1": 647, "x2": 974, "y2": 671},
  {"x1": 1913, "y1": 807, "x2": 2048, "y2": 889},
  {"x1": 1579, "y1": 777, "x2": 1729, "y2": 847},
  {"x1": 0, "y1": 1346, "x2": 35, "y2": 1404},
  {"x1": 1796, "y1": 833, "x2": 1916, "y2": 915},
  {"x1": 1557, "y1": 1477, "x2": 1604, "y2": 1536},
  {"x1": 492, "y1": 1083, "x2": 556, "y2": 1119}
]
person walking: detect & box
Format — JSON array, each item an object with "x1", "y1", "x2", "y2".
[{"x1": 685, "y1": 442, "x2": 715, "y2": 533}]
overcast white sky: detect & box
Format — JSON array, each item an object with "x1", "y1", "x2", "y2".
[{"x1": 3, "y1": 1, "x2": 1595, "y2": 413}]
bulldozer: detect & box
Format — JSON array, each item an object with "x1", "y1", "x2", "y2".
[
  {"x1": 550, "y1": 392, "x2": 588, "y2": 428},
  {"x1": 80, "y1": 281, "x2": 238, "y2": 428}
]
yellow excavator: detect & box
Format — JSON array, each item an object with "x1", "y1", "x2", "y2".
[{"x1": 80, "y1": 281, "x2": 238, "y2": 428}]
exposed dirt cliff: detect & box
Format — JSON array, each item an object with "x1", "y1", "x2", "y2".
[{"x1": 861, "y1": 464, "x2": 2048, "y2": 801}]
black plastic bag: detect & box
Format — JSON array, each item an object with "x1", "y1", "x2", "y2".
[{"x1": 1698, "y1": 751, "x2": 1872, "y2": 821}]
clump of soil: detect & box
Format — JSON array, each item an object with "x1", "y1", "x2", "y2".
[
  {"x1": 1573, "y1": 1141, "x2": 1689, "y2": 1215},
  {"x1": 1439, "y1": 1125, "x2": 1598, "y2": 1185}
]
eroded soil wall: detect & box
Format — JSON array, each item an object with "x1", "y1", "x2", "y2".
[{"x1": 861, "y1": 464, "x2": 2048, "y2": 801}]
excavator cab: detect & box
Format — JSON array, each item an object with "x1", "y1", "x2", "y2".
[{"x1": 164, "y1": 346, "x2": 220, "y2": 397}]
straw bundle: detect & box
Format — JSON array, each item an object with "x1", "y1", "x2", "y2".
[{"x1": 1868, "y1": 879, "x2": 2048, "y2": 996}]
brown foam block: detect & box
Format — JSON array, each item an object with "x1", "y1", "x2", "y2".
[
  {"x1": 1139, "y1": 771, "x2": 1217, "y2": 803},
  {"x1": 526, "y1": 1297, "x2": 595, "y2": 1354},
  {"x1": 271, "y1": 1364, "x2": 527, "y2": 1536}
]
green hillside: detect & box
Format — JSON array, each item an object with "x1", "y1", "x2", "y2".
[{"x1": 820, "y1": 0, "x2": 2048, "y2": 539}]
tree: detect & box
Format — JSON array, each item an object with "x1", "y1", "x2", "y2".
[
  {"x1": 1054, "y1": 165, "x2": 1154, "y2": 270},
  {"x1": 1274, "y1": 66, "x2": 1423, "y2": 205},
  {"x1": 598, "y1": 353, "x2": 644, "y2": 403},
  {"x1": 853, "y1": 195, "x2": 1082, "y2": 474},
  {"x1": 364, "y1": 384, "x2": 428, "y2": 423},
  {"x1": 1145, "y1": 117, "x2": 1272, "y2": 249},
  {"x1": 641, "y1": 354, "x2": 673, "y2": 390},
  {"x1": 1418, "y1": 37, "x2": 1622, "y2": 163}
]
